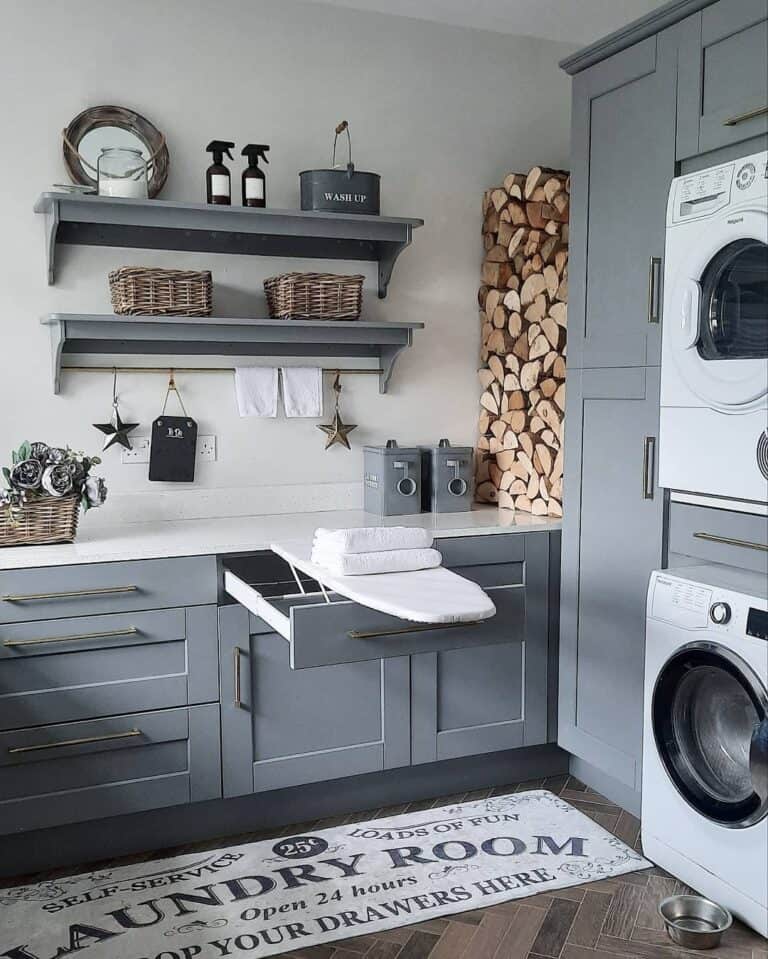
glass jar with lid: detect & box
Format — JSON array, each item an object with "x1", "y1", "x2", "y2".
[{"x1": 97, "y1": 147, "x2": 148, "y2": 199}]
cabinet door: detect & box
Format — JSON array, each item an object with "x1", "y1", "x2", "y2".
[
  {"x1": 411, "y1": 533, "x2": 553, "y2": 763},
  {"x1": 219, "y1": 605, "x2": 410, "y2": 797},
  {"x1": 568, "y1": 34, "x2": 676, "y2": 369},
  {"x1": 677, "y1": 0, "x2": 768, "y2": 158},
  {"x1": 558, "y1": 368, "x2": 664, "y2": 795}
]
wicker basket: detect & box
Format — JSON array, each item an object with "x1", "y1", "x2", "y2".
[
  {"x1": 264, "y1": 272, "x2": 364, "y2": 320},
  {"x1": 0, "y1": 495, "x2": 80, "y2": 547},
  {"x1": 109, "y1": 267, "x2": 213, "y2": 316}
]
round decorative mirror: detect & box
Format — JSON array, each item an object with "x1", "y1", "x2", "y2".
[{"x1": 62, "y1": 105, "x2": 169, "y2": 198}]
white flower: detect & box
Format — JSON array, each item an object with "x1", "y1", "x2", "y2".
[{"x1": 84, "y1": 476, "x2": 108, "y2": 508}]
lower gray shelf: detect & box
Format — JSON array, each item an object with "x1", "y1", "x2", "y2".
[{"x1": 41, "y1": 314, "x2": 423, "y2": 395}]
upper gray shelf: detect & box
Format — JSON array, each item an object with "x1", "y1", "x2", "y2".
[
  {"x1": 41, "y1": 313, "x2": 424, "y2": 395},
  {"x1": 34, "y1": 193, "x2": 424, "y2": 297}
]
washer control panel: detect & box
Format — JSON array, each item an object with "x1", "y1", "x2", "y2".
[
  {"x1": 669, "y1": 149, "x2": 768, "y2": 223},
  {"x1": 710, "y1": 601, "x2": 732, "y2": 625}
]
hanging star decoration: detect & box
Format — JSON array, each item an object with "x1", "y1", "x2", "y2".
[
  {"x1": 93, "y1": 369, "x2": 139, "y2": 452},
  {"x1": 318, "y1": 372, "x2": 357, "y2": 450}
]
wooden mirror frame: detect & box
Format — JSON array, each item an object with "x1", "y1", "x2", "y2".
[{"x1": 62, "y1": 105, "x2": 169, "y2": 198}]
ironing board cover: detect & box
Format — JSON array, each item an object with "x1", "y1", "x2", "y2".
[{"x1": 270, "y1": 541, "x2": 497, "y2": 624}]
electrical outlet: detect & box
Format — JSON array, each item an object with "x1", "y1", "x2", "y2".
[
  {"x1": 198, "y1": 435, "x2": 217, "y2": 462},
  {"x1": 120, "y1": 437, "x2": 151, "y2": 464}
]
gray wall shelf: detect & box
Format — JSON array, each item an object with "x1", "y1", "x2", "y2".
[
  {"x1": 34, "y1": 194, "x2": 424, "y2": 297},
  {"x1": 41, "y1": 314, "x2": 424, "y2": 395}
]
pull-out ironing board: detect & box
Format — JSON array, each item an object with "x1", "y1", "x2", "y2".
[{"x1": 222, "y1": 540, "x2": 514, "y2": 671}]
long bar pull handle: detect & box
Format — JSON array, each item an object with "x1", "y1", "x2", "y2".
[
  {"x1": 2, "y1": 585, "x2": 138, "y2": 603},
  {"x1": 233, "y1": 647, "x2": 243, "y2": 708},
  {"x1": 648, "y1": 256, "x2": 662, "y2": 324},
  {"x1": 724, "y1": 105, "x2": 768, "y2": 126},
  {"x1": 8, "y1": 728, "x2": 142, "y2": 755},
  {"x1": 642, "y1": 436, "x2": 656, "y2": 500},
  {"x1": 349, "y1": 620, "x2": 485, "y2": 641},
  {"x1": 693, "y1": 532, "x2": 768, "y2": 552},
  {"x1": 3, "y1": 627, "x2": 138, "y2": 648}
]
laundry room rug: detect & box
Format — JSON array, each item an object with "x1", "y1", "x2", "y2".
[{"x1": 0, "y1": 790, "x2": 651, "y2": 959}]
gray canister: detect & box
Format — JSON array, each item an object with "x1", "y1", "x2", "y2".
[
  {"x1": 364, "y1": 440, "x2": 422, "y2": 516},
  {"x1": 421, "y1": 440, "x2": 474, "y2": 513}
]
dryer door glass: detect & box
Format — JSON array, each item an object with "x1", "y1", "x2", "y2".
[
  {"x1": 698, "y1": 238, "x2": 768, "y2": 361},
  {"x1": 653, "y1": 643, "x2": 768, "y2": 827}
]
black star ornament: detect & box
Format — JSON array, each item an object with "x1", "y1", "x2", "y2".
[
  {"x1": 93, "y1": 403, "x2": 139, "y2": 451},
  {"x1": 318, "y1": 409, "x2": 358, "y2": 450}
]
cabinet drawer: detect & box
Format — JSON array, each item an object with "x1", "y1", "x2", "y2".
[
  {"x1": 0, "y1": 606, "x2": 218, "y2": 730},
  {"x1": 668, "y1": 503, "x2": 768, "y2": 574},
  {"x1": 437, "y1": 534, "x2": 525, "y2": 567},
  {"x1": 0, "y1": 705, "x2": 221, "y2": 834},
  {"x1": 0, "y1": 556, "x2": 217, "y2": 624}
]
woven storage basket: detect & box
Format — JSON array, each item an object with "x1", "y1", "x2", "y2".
[
  {"x1": 264, "y1": 272, "x2": 364, "y2": 320},
  {"x1": 109, "y1": 267, "x2": 213, "y2": 316},
  {"x1": 0, "y1": 495, "x2": 80, "y2": 546}
]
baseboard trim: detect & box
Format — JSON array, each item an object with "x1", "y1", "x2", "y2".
[
  {"x1": 1, "y1": 744, "x2": 568, "y2": 881},
  {"x1": 568, "y1": 755, "x2": 641, "y2": 818}
]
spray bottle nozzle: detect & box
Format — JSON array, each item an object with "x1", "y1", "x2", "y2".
[
  {"x1": 242, "y1": 144, "x2": 270, "y2": 165},
  {"x1": 206, "y1": 140, "x2": 235, "y2": 162}
]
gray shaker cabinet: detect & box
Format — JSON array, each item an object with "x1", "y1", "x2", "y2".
[
  {"x1": 567, "y1": 32, "x2": 677, "y2": 369},
  {"x1": 218, "y1": 604, "x2": 410, "y2": 797},
  {"x1": 558, "y1": 367, "x2": 664, "y2": 798},
  {"x1": 677, "y1": 0, "x2": 768, "y2": 159}
]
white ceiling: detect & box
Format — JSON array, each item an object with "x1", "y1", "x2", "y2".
[{"x1": 301, "y1": 0, "x2": 669, "y2": 45}]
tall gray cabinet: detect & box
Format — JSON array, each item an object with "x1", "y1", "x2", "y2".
[{"x1": 559, "y1": 0, "x2": 768, "y2": 815}]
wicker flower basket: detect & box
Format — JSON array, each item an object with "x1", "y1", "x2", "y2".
[
  {"x1": 0, "y1": 495, "x2": 80, "y2": 547},
  {"x1": 264, "y1": 272, "x2": 364, "y2": 320},
  {"x1": 109, "y1": 267, "x2": 213, "y2": 316}
]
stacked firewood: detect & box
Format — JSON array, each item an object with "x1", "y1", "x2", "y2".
[{"x1": 475, "y1": 166, "x2": 569, "y2": 517}]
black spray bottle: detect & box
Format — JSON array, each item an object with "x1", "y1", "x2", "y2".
[
  {"x1": 241, "y1": 144, "x2": 270, "y2": 207},
  {"x1": 205, "y1": 140, "x2": 235, "y2": 205}
]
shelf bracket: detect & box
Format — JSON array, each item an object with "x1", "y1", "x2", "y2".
[
  {"x1": 379, "y1": 330, "x2": 412, "y2": 394},
  {"x1": 44, "y1": 199, "x2": 60, "y2": 285},
  {"x1": 377, "y1": 229, "x2": 413, "y2": 299},
  {"x1": 47, "y1": 317, "x2": 65, "y2": 395}
]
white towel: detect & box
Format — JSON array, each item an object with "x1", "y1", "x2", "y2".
[
  {"x1": 234, "y1": 367, "x2": 278, "y2": 417},
  {"x1": 313, "y1": 526, "x2": 434, "y2": 555},
  {"x1": 282, "y1": 367, "x2": 323, "y2": 418},
  {"x1": 310, "y1": 547, "x2": 443, "y2": 576}
]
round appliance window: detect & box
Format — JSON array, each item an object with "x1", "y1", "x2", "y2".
[
  {"x1": 652, "y1": 642, "x2": 768, "y2": 828},
  {"x1": 697, "y1": 238, "x2": 768, "y2": 361}
]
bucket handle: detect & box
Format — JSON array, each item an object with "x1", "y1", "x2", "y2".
[{"x1": 332, "y1": 121, "x2": 355, "y2": 179}]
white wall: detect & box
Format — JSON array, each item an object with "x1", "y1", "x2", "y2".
[{"x1": 0, "y1": 0, "x2": 574, "y2": 521}]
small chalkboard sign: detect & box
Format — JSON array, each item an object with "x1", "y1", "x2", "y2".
[{"x1": 149, "y1": 376, "x2": 198, "y2": 483}]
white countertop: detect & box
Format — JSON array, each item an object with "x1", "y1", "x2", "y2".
[{"x1": 0, "y1": 507, "x2": 561, "y2": 571}]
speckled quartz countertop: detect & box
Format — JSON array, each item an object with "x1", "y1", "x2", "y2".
[{"x1": 0, "y1": 507, "x2": 561, "y2": 571}]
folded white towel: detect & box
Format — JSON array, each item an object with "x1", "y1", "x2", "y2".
[
  {"x1": 282, "y1": 367, "x2": 323, "y2": 418},
  {"x1": 234, "y1": 367, "x2": 278, "y2": 417},
  {"x1": 310, "y1": 547, "x2": 443, "y2": 576},
  {"x1": 313, "y1": 526, "x2": 434, "y2": 555}
]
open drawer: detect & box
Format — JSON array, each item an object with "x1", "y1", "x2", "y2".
[{"x1": 223, "y1": 554, "x2": 524, "y2": 669}]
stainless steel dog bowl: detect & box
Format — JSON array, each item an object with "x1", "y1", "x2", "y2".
[{"x1": 659, "y1": 895, "x2": 733, "y2": 949}]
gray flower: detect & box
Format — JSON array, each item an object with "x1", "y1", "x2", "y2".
[
  {"x1": 10, "y1": 459, "x2": 43, "y2": 490},
  {"x1": 84, "y1": 475, "x2": 107, "y2": 508},
  {"x1": 41, "y1": 464, "x2": 74, "y2": 497},
  {"x1": 29, "y1": 442, "x2": 50, "y2": 462}
]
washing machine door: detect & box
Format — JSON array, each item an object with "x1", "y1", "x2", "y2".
[
  {"x1": 653, "y1": 642, "x2": 768, "y2": 828},
  {"x1": 669, "y1": 211, "x2": 768, "y2": 412}
]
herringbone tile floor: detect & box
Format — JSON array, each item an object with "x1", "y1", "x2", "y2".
[{"x1": 3, "y1": 775, "x2": 766, "y2": 958}]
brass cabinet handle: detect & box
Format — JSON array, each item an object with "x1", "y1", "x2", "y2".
[
  {"x1": 642, "y1": 436, "x2": 656, "y2": 500},
  {"x1": 2, "y1": 585, "x2": 138, "y2": 603},
  {"x1": 724, "y1": 105, "x2": 768, "y2": 126},
  {"x1": 693, "y1": 531, "x2": 768, "y2": 552},
  {"x1": 348, "y1": 619, "x2": 486, "y2": 641},
  {"x1": 233, "y1": 647, "x2": 243, "y2": 707},
  {"x1": 647, "y1": 256, "x2": 662, "y2": 324},
  {"x1": 3, "y1": 626, "x2": 138, "y2": 648},
  {"x1": 8, "y1": 728, "x2": 142, "y2": 755}
]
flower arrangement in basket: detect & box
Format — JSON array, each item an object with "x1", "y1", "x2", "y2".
[{"x1": 0, "y1": 442, "x2": 107, "y2": 547}]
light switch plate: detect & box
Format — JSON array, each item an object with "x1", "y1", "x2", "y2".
[{"x1": 198, "y1": 435, "x2": 217, "y2": 462}]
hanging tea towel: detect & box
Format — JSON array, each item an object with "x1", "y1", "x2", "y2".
[
  {"x1": 282, "y1": 367, "x2": 323, "y2": 417},
  {"x1": 234, "y1": 367, "x2": 278, "y2": 417}
]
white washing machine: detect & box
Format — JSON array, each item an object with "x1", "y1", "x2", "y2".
[
  {"x1": 659, "y1": 150, "x2": 768, "y2": 511},
  {"x1": 643, "y1": 565, "x2": 768, "y2": 936}
]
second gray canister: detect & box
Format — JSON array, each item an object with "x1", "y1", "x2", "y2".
[
  {"x1": 421, "y1": 440, "x2": 474, "y2": 513},
  {"x1": 364, "y1": 440, "x2": 423, "y2": 516}
]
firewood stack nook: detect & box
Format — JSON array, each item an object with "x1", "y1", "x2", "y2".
[{"x1": 475, "y1": 166, "x2": 569, "y2": 517}]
